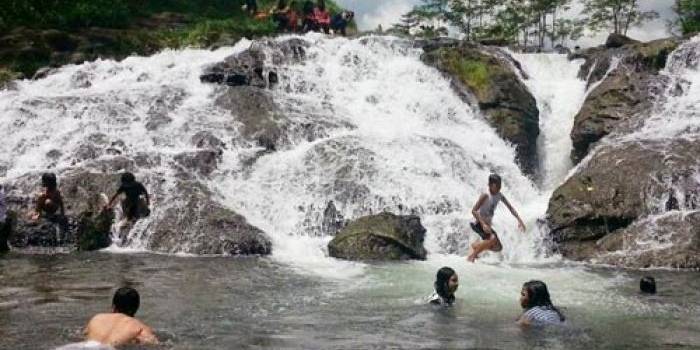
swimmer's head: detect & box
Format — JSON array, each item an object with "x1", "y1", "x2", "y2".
[
  {"x1": 640, "y1": 276, "x2": 656, "y2": 294},
  {"x1": 488, "y1": 173, "x2": 501, "y2": 194},
  {"x1": 521, "y1": 280, "x2": 552, "y2": 309},
  {"x1": 112, "y1": 287, "x2": 140, "y2": 317},
  {"x1": 41, "y1": 173, "x2": 57, "y2": 190},
  {"x1": 435, "y1": 267, "x2": 458, "y2": 299},
  {"x1": 121, "y1": 172, "x2": 136, "y2": 184}
]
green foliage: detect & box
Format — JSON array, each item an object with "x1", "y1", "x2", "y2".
[
  {"x1": 582, "y1": 0, "x2": 659, "y2": 35},
  {"x1": 674, "y1": 0, "x2": 700, "y2": 35},
  {"x1": 396, "y1": 0, "x2": 583, "y2": 49},
  {"x1": 453, "y1": 59, "x2": 491, "y2": 96}
]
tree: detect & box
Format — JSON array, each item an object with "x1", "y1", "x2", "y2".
[
  {"x1": 582, "y1": 0, "x2": 659, "y2": 36},
  {"x1": 672, "y1": 0, "x2": 700, "y2": 35}
]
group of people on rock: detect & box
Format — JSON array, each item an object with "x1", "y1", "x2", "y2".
[
  {"x1": 0, "y1": 171, "x2": 151, "y2": 237},
  {"x1": 247, "y1": 0, "x2": 354, "y2": 36}
]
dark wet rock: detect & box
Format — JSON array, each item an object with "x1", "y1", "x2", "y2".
[
  {"x1": 605, "y1": 33, "x2": 639, "y2": 49},
  {"x1": 569, "y1": 37, "x2": 680, "y2": 163},
  {"x1": 32, "y1": 67, "x2": 58, "y2": 80},
  {"x1": 421, "y1": 41, "x2": 540, "y2": 176},
  {"x1": 321, "y1": 201, "x2": 345, "y2": 236},
  {"x1": 201, "y1": 39, "x2": 308, "y2": 89},
  {"x1": 592, "y1": 211, "x2": 700, "y2": 269},
  {"x1": 149, "y1": 182, "x2": 271, "y2": 255},
  {"x1": 145, "y1": 114, "x2": 172, "y2": 131},
  {"x1": 10, "y1": 218, "x2": 74, "y2": 248},
  {"x1": 76, "y1": 210, "x2": 113, "y2": 251},
  {"x1": 328, "y1": 212, "x2": 427, "y2": 261},
  {"x1": 174, "y1": 150, "x2": 220, "y2": 177},
  {"x1": 42, "y1": 29, "x2": 79, "y2": 52},
  {"x1": 547, "y1": 139, "x2": 700, "y2": 267},
  {"x1": 191, "y1": 131, "x2": 226, "y2": 150},
  {"x1": 0, "y1": 212, "x2": 13, "y2": 252}
]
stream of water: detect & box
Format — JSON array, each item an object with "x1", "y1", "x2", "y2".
[{"x1": 0, "y1": 34, "x2": 698, "y2": 349}]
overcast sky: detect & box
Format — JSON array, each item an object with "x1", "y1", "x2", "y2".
[{"x1": 334, "y1": 0, "x2": 678, "y2": 47}]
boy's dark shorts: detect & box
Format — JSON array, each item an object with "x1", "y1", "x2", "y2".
[{"x1": 470, "y1": 221, "x2": 498, "y2": 240}]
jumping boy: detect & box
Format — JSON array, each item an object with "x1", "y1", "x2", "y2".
[{"x1": 467, "y1": 174, "x2": 526, "y2": 262}]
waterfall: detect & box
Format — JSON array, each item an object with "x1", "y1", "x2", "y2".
[
  {"x1": 1, "y1": 34, "x2": 650, "y2": 271},
  {"x1": 508, "y1": 52, "x2": 588, "y2": 189}
]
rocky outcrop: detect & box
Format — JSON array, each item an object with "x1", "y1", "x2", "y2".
[
  {"x1": 4, "y1": 167, "x2": 271, "y2": 255},
  {"x1": 593, "y1": 211, "x2": 700, "y2": 269},
  {"x1": 421, "y1": 41, "x2": 540, "y2": 176},
  {"x1": 328, "y1": 212, "x2": 427, "y2": 261},
  {"x1": 547, "y1": 139, "x2": 700, "y2": 267},
  {"x1": 148, "y1": 182, "x2": 271, "y2": 255},
  {"x1": 202, "y1": 38, "x2": 354, "y2": 153},
  {"x1": 568, "y1": 36, "x2": 680, "y2": 163}
]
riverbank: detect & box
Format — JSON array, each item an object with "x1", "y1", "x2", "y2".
[{"x1": 0, "y1": 0, "x2": 348, "y2": 87}]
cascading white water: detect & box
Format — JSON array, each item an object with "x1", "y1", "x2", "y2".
[
  {"x1": 205, "y1": 35, "x2": 559, "y2": 272},
  {"x1": 508, "y1": 53, "x2": 588, "y2": 189},
  {"x1": 0, "y1": 35, "x2": 589, "y2": 272}
]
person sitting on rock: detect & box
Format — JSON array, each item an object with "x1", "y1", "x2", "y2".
[
  {"x1": 331, "y1": 10, "x2": 354, "y2": 36},
  {"x1": 106, "y1": 172, "x2": 150, "y2": 223},
  {"x1": 85, "y1": 287, "x2": 158, "y2": 346},
  {"x1": 271, "y1": 0, "x2": 290, "y2": 31},
  {"x1": 31, "y1": 172, "x2": 65, "y2": 221},
  {"x1": 427, "y1": 267, "x2": 458, "y2": 306},
  {"x1": 302, "y1": 0, "x2": 318, "y2": 32},
  {"x1": 313, "y1": 0, "x2": 331, "y2": 34},
  {"x1": 517, "y1": 280, "x2": 566, "y2": 326}
]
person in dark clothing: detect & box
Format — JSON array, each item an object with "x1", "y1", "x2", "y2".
[
  {"x1": 271, "y1": 0, "x2": 293, "y2": 32},
  {"x1": 244, "y1": 0, "x2": 258, "y2": 16},
  {"x1": 331, "y1": 10, "x2": 354, "y2": 36},
  {"x1": 32, "y1": 173, "x2": 65, "y2": 221},
  {"x1": 106, "y1": 173, "x2": 150, "y2": 222},
  {"x1": 302, "y1": 0, "x2": 318, "y2": 32}
]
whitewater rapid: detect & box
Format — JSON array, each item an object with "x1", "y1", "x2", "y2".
[{"x1": 0, "y1": 34, "x2": 594, "y2": 275}]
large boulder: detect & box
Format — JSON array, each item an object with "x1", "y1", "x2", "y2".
[
  {"x1": 421, "y1": 41, "x2": 540, "y2": 176},
  {"x1": 328, "y1": 212, "x2": 427, "y2": 261},
  {"x1": 148, "y1": 182, "x2": 272, "y2": 255},
  {"x1": 547, "y1": 140, "x2": 700, "y2": 266},
  {"x1": 592, "y1": 211, "x2": 700, "y2": 269},
  {"x1": 568, "y1": 36, "x2": 680, "y2": 163}
]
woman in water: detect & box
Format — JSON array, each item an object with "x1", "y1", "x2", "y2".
[
  {"x1": 428, "y1": 267, "x2": 459, "y2": 306},
  {"x1": 518, "y1": 280, "x2": 565, "y2": 326}
]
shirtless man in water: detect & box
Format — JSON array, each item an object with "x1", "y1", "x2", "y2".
[{"x1": 86, "y1": 287, "x2": 158, "y2": 346}]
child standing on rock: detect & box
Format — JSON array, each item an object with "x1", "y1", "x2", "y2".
[{"x1": 467, "y1": 174, "x2": 526, "y2": 262}]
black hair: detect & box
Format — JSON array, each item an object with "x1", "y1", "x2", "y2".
[
  {"x1": 303, "y1": 0, "x2": 314, "y2": 14},
  {"x1": 317, "y1": 0, "x2": 326, "y2": 11},
  {"x1": 121, "y1": 172, "x2": 136, "y2": 184},
  {"x1": 41, "y1": 173, "x2": 58, "y2": 190},
  {"x1": 488, "y1": 173, "x2": 502, "y2": 186},
  {"x1": 640, "y1": 276, "x2": 656, "y2": 294},
  {"x1": 112, "y1": 287, "x2": 140, "y2": 317},
  {"x1": 435, "y1": 266, "x2": 456, "y2": 304},
  {"x1": 277, "y1": 0, "x2": 287, "y2": 9},
  {"x1": 522, "y1": 280, "x2": 565, "y2": 321}
]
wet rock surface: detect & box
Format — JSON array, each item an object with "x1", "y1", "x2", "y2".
[
  {"x1": 328, "y1": 212, "x2": 427, "y2": 261},
  {"x1": 569, "y1": 35, "x2": 680, "y2": 163},
  {"x1": 421, "y1": 41, "x2": 540, "y2": 176},
  {"x1": 547, "y1": 140, "x2": 700, "y2": 267}
]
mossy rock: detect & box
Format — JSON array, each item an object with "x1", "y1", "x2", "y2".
[
  {"x1": 421, "y1": 42, "x2": 539, "y2": 176},
  {"x1": 76, "y1": 210, "x2": 113, "y2": 251},
  {"x1": 328, "y1": 212, "x2": 427, "y2": 261}
]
